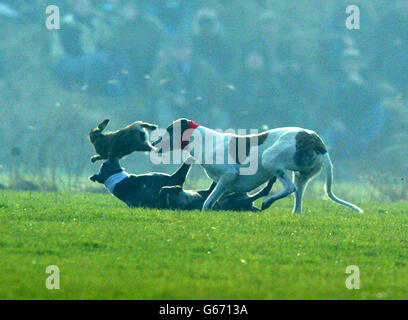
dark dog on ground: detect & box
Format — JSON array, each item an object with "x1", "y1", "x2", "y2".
[
  {"x1": 89, "y1": 119, "x2": 158, "y2": 163},
  {"x1": 89, "y1": 154, "x2": 191, "y2": 208},
  {"x1": 158, "y1": 177, "x2": 277, "y2": 211},
  {"x1": 90, "y1": 155, "x2": 276, "y2": 211}
]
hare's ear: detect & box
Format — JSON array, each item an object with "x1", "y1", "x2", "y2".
[
  {"x1": 139, "y1": 122, "x2": 158, "y2": 131},
  {"x1": 98, "y1": 119, "x2": 110, "y2": 131}
]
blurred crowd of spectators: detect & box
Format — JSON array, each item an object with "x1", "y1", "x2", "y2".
[{"x1": 1, "y1": 0, "x2": 407, "y2": 161}]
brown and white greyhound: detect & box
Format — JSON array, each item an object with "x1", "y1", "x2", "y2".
[{"x1": 152, "y1": 118, "x2": 363, "y2": 213}]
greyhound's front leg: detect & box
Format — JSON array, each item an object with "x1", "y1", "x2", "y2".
[{"x1": 202, "y1": 172, "x2": 237, "y2": 211}]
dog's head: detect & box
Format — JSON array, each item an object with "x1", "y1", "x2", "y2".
[
  {"x1": 89, "y1": 154, "x2": 123, "y2": 184},
  {"x1": 89, "y1": 119, "x2": 109, "y2": 144},
  {"x1": 152, "y1": 118, "x2": 196, "y2": 153}
]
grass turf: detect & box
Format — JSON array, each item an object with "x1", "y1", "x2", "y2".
[{"x1": 0, "y1": 190, "x2": 407, "y2": 299}]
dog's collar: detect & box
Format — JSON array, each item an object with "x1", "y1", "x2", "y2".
[
  {"x1": 104, "y1": 171, "x2": 129, "y2": 193},
  {"x1": 181, "y1": 120, "x2": 200, "y2": 149}
]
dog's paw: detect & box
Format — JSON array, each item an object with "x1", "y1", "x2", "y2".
[
  {"x1": 91, "y1": 155, "x2": 101, "y2": 163},
  {"x1": 261, "y1": 200, "x2": 273, "y2": 211}
]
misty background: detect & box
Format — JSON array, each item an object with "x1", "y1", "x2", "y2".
[{"x1": 0, "y1": 0, "x2": 406, "y2": 201}]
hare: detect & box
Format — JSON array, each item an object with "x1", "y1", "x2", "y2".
[{"x1": 89, "y1": 119, "x2": 157, "y2": 163}]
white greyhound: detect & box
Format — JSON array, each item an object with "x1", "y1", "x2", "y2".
[{"x1": 153, "y1": 118, "x2": 363, "y2": 213}]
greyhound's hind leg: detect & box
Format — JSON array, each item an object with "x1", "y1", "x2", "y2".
[{"x1": 293, "y1": 166, "x2": 322, "y2": 214}]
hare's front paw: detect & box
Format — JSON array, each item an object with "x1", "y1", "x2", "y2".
[{"x1": 91, "y1": 155, "x2": 102, "y2": 163}]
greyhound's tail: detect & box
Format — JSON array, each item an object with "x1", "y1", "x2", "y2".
[{"x1": 323, "y1": 153, "x2": 364, "y2": 213}]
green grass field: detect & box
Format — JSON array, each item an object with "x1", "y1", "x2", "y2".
[{"x1": 0, "y1": 190, "x2": 407, "y2": 300}]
